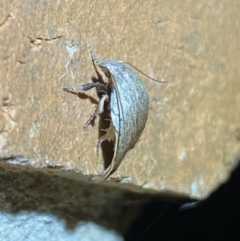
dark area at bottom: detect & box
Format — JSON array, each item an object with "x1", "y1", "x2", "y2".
[
  {"x1": 126, "y1": 160, "x2": 240, "y2": 241},
  {"x1": 1, "y1": 158, "x2": 240, "y2": 241}
]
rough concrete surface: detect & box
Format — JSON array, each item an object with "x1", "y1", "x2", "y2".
[
  {"x1": 1, "y1": 0, "x2": 240, "y2": 240},
  {"x1": 1, "y1": 0, "x2": 240, "y2": 204},
  {"x1": 0, "y1": 164, "x2": 189, "y2": 241}
]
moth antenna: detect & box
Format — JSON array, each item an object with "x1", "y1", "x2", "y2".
[
  {"x1": 124, "y1": 61, "x2": 167, "y2": 83},
  {"x1": 89, "y1": 51, "x2": 98, "y2": 63}
]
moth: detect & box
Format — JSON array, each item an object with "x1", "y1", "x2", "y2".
[{"x1": 64, "y1": 53, "x2": 165, "y2": 182}]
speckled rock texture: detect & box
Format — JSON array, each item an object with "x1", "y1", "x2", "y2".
[{"x1": 1, "y1": 0, "x2": 240, "y2": 201}]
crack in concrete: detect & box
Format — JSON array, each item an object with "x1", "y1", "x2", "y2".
[
  {"x1": 24, "y1": 35, "x2": 63, "y2": 46},
  {"x1": 150, "y1": 18, "x2": 172, "y2": 25},
  {"x1": 0, "y1": 14, "x2": 11, "y2": 27},
  {"x1": 16, "y1": 59, "x2": 26, "y2": 65},
  {"x1": 189, "y1": 13, "x2": 202, "y2": 20}
]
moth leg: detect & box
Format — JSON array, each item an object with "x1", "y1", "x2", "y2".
[
  {"x1": 97, "y1": 121, "x2": 116, "y2": 153},
  {"x1": 84, "y1": 94, "x2": 109, "y2": 129},
  {"x1": 64, "y1": 82, "x2": 109, "y2": 129},
  {"x1": 63, "y1": 82, "x2": 108, "y2": 95}
]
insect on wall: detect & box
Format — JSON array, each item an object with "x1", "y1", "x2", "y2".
[{"x1": 63, "y1": 52, "x2": 166, "y2": 182}]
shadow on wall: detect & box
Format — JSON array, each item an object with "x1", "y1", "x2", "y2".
[{"x1": 63, "y1": 74, "x2": 115, "y2": 174}]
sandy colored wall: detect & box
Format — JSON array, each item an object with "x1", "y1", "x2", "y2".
[{"x1": 1, "y1": 0, "x2": 240, "y2": 199}]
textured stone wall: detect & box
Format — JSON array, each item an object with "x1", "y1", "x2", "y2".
[
  {"x1": 1, "y1": 0, "x2": 240, "y2": 200},
  {"x1": 1, "y1": 1, "x2": 240, "y2": 240}
]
